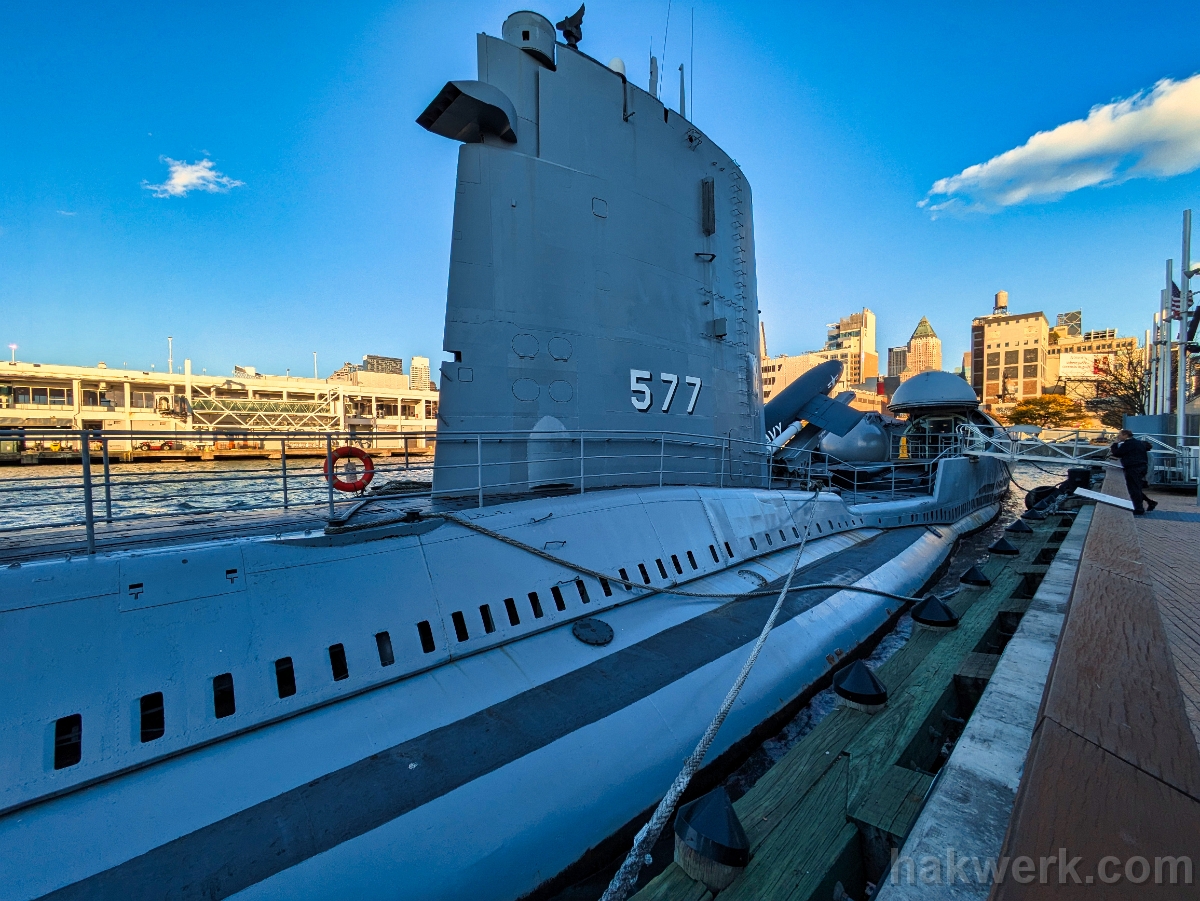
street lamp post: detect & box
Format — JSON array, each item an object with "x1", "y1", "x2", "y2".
[{"x1": 7, "y1": 344, "x2": 15, "y2": 364}]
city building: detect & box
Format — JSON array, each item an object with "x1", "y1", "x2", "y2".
[
  {"x1": 0, "y1": 354, "x2": 439, "y2": 437},
  {"x1": 969, "y1": 290, "x2": 1050, "y2": 415},
  {"x1": 897, "y1": 317, "x2": 942, "y2": 382},
  {"x1": 761, "y1": 309, "x2": 878, "y2": 403},
  {"x1": 1045, "y1": 327, "x2": 1139, "y2": 394},
  {"x1": 887, "y1": 346, "x2": 908, "y2": 379}
]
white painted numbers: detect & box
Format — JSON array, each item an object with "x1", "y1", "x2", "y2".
[{"x1": 630, "y1": 369, "x2": 702, "y2": 414}]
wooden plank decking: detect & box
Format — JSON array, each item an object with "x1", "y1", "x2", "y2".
[{"x1": 991, "y1": 473, "x2": 1200, "y2": 900}]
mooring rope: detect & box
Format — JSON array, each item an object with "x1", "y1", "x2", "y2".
[
  {"x1": 437, "y1": 502, "x2": 926, "y2": 605},
  {"x1": 595, "y1": 497, "x2": 821, "y2": 901}
]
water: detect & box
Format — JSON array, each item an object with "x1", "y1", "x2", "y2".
[{"x1": 0, "y1": 457, "x2": 433, "y2": 531}]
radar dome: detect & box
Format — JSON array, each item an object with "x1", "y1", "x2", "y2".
[{"x1": 889, "y1": 371, "x2": 979, "y2": 414}]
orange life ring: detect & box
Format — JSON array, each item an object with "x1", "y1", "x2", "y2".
[{"x1": 324, "y1": 446, "x2": 375, "y2": 492}]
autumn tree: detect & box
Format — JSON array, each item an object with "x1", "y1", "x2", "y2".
[
  {"x1": 1089, "y1": 345, "x2": 1149, "y2": 429},
  {"x1": 1005, "y1": 395, "x2": 1090, "y2": 428}
]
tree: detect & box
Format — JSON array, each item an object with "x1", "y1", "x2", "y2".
[
  {"x1": 1005, "y1": 395, "x2": 1090, "y2": 428},
  {"x1": 1089, "y1": 345, "x2": 1149, "y2": 429}
]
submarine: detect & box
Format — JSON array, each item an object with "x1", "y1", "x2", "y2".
[{"x1": 0, "y1": 10, "x2": 1009, "y2": 900}]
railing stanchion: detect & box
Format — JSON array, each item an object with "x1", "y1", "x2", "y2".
[
  {"x1": 580, "y1": 432, "x2": 585, "y2": 494},
  {"x1": 80, "y1": 429, "x2": 96, "y2": 555},
  {"x1": 404, "y1": 436, "x2": 409, "y2": 470},
  {"x1": 326, "y1": 434, "x2": 335, "y2": 518},
  {"x1": 659, "y1": 433, "x2": 665, "y2": 488},
  {"x1": 281, "y1": 438, "x2": 289, "y2": 509},
  {"x1": 101, "y1": 435, "x2": 112, "y2": 523},
  {"x1": 477, "y1": 435, "x2": 484, "y2": 508},
  {"x1": 720, "y1": 437, "x2": 726, "y2": 489}
]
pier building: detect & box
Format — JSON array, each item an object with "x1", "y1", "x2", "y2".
[{"x1": 0, "y1": 354, "x2": 439, "y2": 439}]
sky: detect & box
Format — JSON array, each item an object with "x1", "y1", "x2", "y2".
[{"x1": 2, "y1": 1, "x2": 1199, "y2": 379}]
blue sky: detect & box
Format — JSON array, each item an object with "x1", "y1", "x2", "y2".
[{"x1": 2, "y1": 1, "x2": 1199, "y2": 378}]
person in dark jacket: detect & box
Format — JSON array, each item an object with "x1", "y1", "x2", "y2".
[{"x1": 1111, "y1": 429, "x2": 1157, "y2": 515}]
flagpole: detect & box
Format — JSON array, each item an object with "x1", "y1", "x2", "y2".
[{"x1": 1180, "y1": 211, "x2": 1192, "y2": 445}]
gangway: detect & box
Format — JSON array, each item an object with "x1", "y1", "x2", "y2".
[{"x1": 958, "y1": 424, "x2": 1199, "y2": 487}]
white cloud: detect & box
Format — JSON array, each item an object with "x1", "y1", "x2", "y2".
[
  {"x1": 57, "y1": 210, "x2": 76, "y2": 216},
  {"x1": 143, "y1": 157, "x2": 245, "y2": 198},
  {"x1": 921, "y1": 73, "x2": 1200, "y2": 214}
]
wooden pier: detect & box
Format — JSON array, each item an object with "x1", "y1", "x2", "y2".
[{"x1": 634, "y1": 507, "x2": 1078, "y2": 901}]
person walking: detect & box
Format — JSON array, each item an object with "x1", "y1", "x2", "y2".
[{"x1": 1110, "y1": 429, "x2": 1158, "y2": 515}]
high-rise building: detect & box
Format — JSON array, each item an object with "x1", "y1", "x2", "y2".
[
  {"x1": 760, "y1": 308, "x2": 879, "y2": 406},
  {"x1": 1056, "y1": 310, "x2": 1082, "y2": 337},
  {"x1": 887, "y1": 346, "x2": 908, "y2": 378},
  {"x1": 409, "y1": 356, "x2": 432, "y2": 389},
  {"x1": 969, "y1": 291, "x2": 1049, "y2": 414},
  {"x1": 902, "y1": 317, "x2": 942, "y2": 380}
]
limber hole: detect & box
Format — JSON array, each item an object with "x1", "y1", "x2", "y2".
[
  {"x1": 749, "y1": 537, "x2": 758, "y2": 551},
  {"x1": 638, "y1": 563, "x2": 651, "y2": 584},
  {"x1": 451, "y1": 611, "x2": 470, "y2": 640},
  {"x1": 504, "y1": 598, "x2": 520, "y2": 626},
  {"x1": 656, "y1": 559, "x2": 669, "y2": 579},
  {"x1": 765, "y1": 532, "x2": 773, "y2": 546},
  {"x1": 275, "y1": 657, "x2": 297, "y2": 697},
  {"x1": 140, "y1": 693, "x2": 165, "y2": 743},
  {"x1": 376, "y1": 631, "x2": 395, "y2": 666},
  {"x1": 687, "y1": 551, "x2": 697, "y2": 570},
  {"x1": 709, "y1": 545, "x2": 719, "y2": 563},
  {"x1": 529, "y1": 592, "x2": 544, "y2": 618},
  {"x1": 54, "y1": 714, "x2": 82, "y2": 769},
  {"x1": 671, "y1": 555, "x2": 683, "y2": 574},
  {"x1": 724, "y1": 542, "x2": 733, "y2": 558},
  {"x1": 599, "y1": 577, "x2": 612, "y2": 597},
  {"x1": 551, "y1": 585, "x2": 566, "y2": 611},
  {"x1": 619, "y1": 568, "x2": 630, "y2": 585},
  {"x1": 329, "y1": 643, "x2": 350, "y2": 681},
  {"x1": 479, "y1": 604, "x2": 496, "y2": 634},
  {"x1": 575, "y1": 579, "x2": 591, "y2": 604},
  {"x1": 417, "y1": 620, "x2": 437, "y2": 653},
  {"x1": 213, "y1": 673, "x2": 236, "y2": 718}
]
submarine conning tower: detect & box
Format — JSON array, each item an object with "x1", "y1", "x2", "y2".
[{"x1": 419, "y1": 9, "x2": 762, "y2": 501}]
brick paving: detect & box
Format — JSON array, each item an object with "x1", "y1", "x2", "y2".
[{"x1": 1138, "y1": 486, "x2": 1200, "y2": 746}]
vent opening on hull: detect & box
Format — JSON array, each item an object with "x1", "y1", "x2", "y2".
[
  {"x1": 329, "y1": 644, "x2": 350, "y2": 681},
  {"x1": 765, "y1": 533, "x2": 773, "y2": 546},
  {"x1": 275, "y1": 658, "x2": 297, "y2": 698},
  {"x1": 576, "y1": 579, "x2": 591, "y2": 603},
  {"x1": 529, "y1": 592, "x2": 544, "y2": 618},
  {"x1": 376, "y1": 631, "x2": 395, "y2": 666},
  {"x1": 600, "y1": 577, "x2": 612, "y2": 597},
  {"x1": 54, "y1": 714, "x2": 82, "y2": 769},
  {"x1": 749, "y1": 537, "x2": 758, "y2": 551},
  {"x1": 710, "y1": 545, "x2": 719, "y2": 563},
  {"x1": 619, "y1": 568, "x2": 630, "y2": 585},
  {"x1": 638, "y1": 563, "x2": 651, "y2": 584},
  {"x1": 687, "y1": 550, "x2": 698, "y2": 569},
  {"x1": 671, "y1": 554, "x2": 683, "y2": 574},
  {"x1": 479, "y1": 605, "x2": 496, "y2": 634},
  {"x1": 551, "y1": 585, "x2": 566, "y2": 611},
  {"x1": 213, "y1": 673, "x2": 236, "y2": 719},
  {"x1": 793, "y1": 526, "x2": 800, "y2": 538},
  {"x1": 139, "y1": 692, "x2": 165, "y2": 743},
  {"x1": 656, "y1": 559, "x2": 669, "y2": 579},
  {"x1": 504, "y1": 598, "x2": 520, "y2": 626},
  {"x1": 451, "y1": 611, "x2": 470, "y2": 641},
  {"x1": 417, "y1": 620, "x2": 437, "y2": 653},
  {"x1": 724, "y1": 542, "x2": 733, "y2": 558}
]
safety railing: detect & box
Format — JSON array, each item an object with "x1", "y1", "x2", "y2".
[{"x1": 0, "y1": 425, "x2": 967, "y2": 554}]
